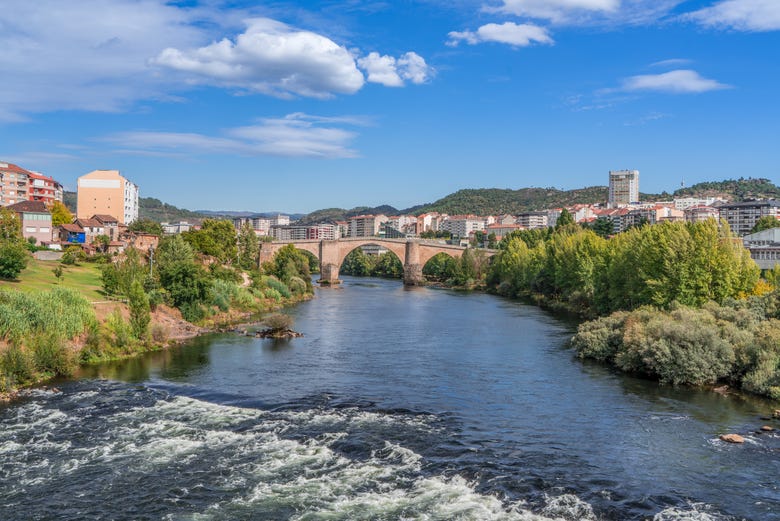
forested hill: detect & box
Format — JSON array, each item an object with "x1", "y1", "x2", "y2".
[
  {"x1": 63, "y1": 192, "x2": 207, "y2": 222},
  {"x1": 673, "y1": 178, "x2": 780, "y2": 201},
  {"x1": 406, "y1": 187, "x2": 615, "y2": 215},
  {"x1": 296, "y1": 205, "x2": 400, "y2": 225}
]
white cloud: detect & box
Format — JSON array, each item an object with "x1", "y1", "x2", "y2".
[
  {"x1": 102, "y1": 113, "x2": 363, "y2": 158},
  {"x1": 686, "y1": 0, "x2": 780, "y2": 31},
  {"x1": 649, "y1": 58, "x2": 692, "y2": 68},
  {"x1": 357, "y1": 52, "x2": 434, "y2": 87},
  {"x1": 489, "y1": 0, "x2": 619, "y2": 23},
  {"x1": 620, "y1": 70, "x2": 731, "y2": 93},
  {"x1": 152, "y1": 17, "x2": 366, "y2": 98},
  {"x1": 448, "y1": 22, "x2": 553, "y2": 47},
  {"x1": 0, "y1": 2, "x2": 432, "y2": 120},
  {"x1": 0, "y1": 0, "x2": 206, "y2": 120}
]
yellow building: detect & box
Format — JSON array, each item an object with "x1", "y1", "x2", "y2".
[{"x1": 77, "y1": 170, "x2": 139, "y2": 225}]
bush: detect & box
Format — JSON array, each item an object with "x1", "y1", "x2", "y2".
[
  {"x1": 151, "y1": 323, "x2": 169, "y2": 344},
  {"x1": 1, "y1": 344, "x2": 35, "y2": 386},
  {"x1": 263, "y1": 276, "x2": 292, "y2": 298},
  {"x1": 287, "y1": 276, "x2": 308, "y2": 295},
  {"x1": 31, "y1": 333, "x2": 76, "y2": 377},
  {"x1": 180, "y1": 301, "x2": 207, "y2": 323},
  {"x1": 264, "y1": 313, "x2": 293, "y2": 331},
  {"x1": 106, "y1": 309, "x2": 133, "y2": 350}
]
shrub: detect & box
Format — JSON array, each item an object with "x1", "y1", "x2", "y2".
[
  {"x1": 264, "y1": 288, "x2": 282, "y2": 302},
  {"x1": 31, "y1": 333, "x2": 76, "y2": 377},
  {"x1": 1, "y1": 344, "x2": 35, "y2": 386},
  {"x1": 263, "y1": 276, "x2": 291, "y2": 298},
  {"x1": 264, "y1": 313, "x2": 293, "y2": 331},
  {"x1": 151, "y1": 323, "x2": 169, "y2": 344},
  {"x1": 287, "y1": 276, "x2": 308, "y2": 295},
  {"x1": 180, "y1": 301, "x2": 207, "y2": 323},
  {"x1": 106, "y1": 309, "x2": 133, "y2": 350}
]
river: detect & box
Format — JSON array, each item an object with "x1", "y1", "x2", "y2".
[{"x1": 1, "y1": 277, "x2": 779, "y2": 520}]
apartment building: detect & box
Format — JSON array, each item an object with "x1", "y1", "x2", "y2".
[
  {"x1": 77, "y1": 169, "x2": 139, "y2": 225},
  {"x1": 608, "y1": 170, "x2": 640, "y2": 207},
  {"x1": 27, "y1": 171, "x2": 63, "y2": 205},
  {"x1": 718, "y1": 200, "x2": 780, "y2": 236},
  {"x1": 348, "y1": 214, "x2": 388, "y2": 237},
  {"x1": 439, "y1": 215, "x2": 485, "y2": 238},
  {"x1": 743, "y1": 228, "x2": 780, "y2": 269},
  {"x1": 516, "y1": 211, "x2": 549, "y2": 229},
  {"x1": 684, "y1": 205, "x2": 720, "y2": 223},
  {"x1": 673, "y1": 197, "x2": 725, "y2": 210},
  {"x1": 271, "y1": 223, "x2": 338, "y2": 241},
  {"x1": 0, "y1": 162, "x2": 30, "y2": 206}
]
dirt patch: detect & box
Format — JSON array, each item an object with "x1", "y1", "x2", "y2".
[{"x1": 151, "y1": 305, "x2": 209, "y2": 342}]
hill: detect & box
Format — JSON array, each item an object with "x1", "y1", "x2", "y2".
[
  {"x1": 296, "y1": 205, "x2": 400, "y2": 225},
  {"x1": 63, "y1": 191, "x2": 208, "y2": 222},
  {"x1": 405, "y1": 186, "x2": 615, "y2": 216},
  {"x1": 673, "y1": 178, "x2": 780, "y2": 201}
]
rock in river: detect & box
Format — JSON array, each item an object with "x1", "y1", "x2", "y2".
[{"x1": 719, "y1": 434, "x2": 745, "y2": 444}]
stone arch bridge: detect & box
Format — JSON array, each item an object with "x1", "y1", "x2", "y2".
[{"x1": 259, "y1": 238, "x2": 497, "y2": 285}]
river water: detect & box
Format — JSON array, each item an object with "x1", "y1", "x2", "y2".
[{"x1": 1, "y1": 277, "x2": 779, "y2": 520}]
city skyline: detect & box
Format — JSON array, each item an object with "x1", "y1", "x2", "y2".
[{"x1": 1, "y1": 0, "x2": 778, "y2": 213}]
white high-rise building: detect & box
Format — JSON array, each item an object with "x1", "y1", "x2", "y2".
[{"x1": 608, "y1": 170, "x2": 640, "y2": 207}]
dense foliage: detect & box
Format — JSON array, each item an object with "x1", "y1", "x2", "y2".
[
  {"x1": 341, "y1": 248, "x2": 404, "y2": 278},
  {"x1": 0, "y1": 288, "x2": 96, "y2": 390},
  {"x1": 128, "y1": 218, "x2": 164, "y2": 236},
  {"x1": 673, "y1": 177, "x2": 780, "y2": 201},
  {"x1": 488, "y1": 220, "x2": 759, "y2": 316},
  {"x1": 183, "y1": 219, "x2": 238, "y2": 264},
  {"x1": 0, "y1": 208, "x2": 29, "y2": 280},
  {"x1": 572, "y1": 296, "x2": 780, "y2": 398}
]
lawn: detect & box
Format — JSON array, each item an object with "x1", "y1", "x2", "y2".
[{"x1": 0, "y1": 258, "x2": 106, "y2": 302}]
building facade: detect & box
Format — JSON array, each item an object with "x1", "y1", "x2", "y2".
[
  {"x1": 439, "y1": 215, "x2": 485, "y2": 238},
  {"x1": 608, "y1": 170, "x2": 640, "y2": 207},
  {"x1": 718, "y1": 200, "x2": 780, "y2": 236},
  {"x1": 7, "y1": 201, "x2": 53, "y2": 244},
  {"x1": 77, "y1": 169, "x2": 139, "y2": 225},
  {"x1": 0, "y1": 162, "x2": 30, "y2": 206},
  {"x1": 348, "y1": 214, "x2": 388, "y2": 237},
  {"x1": 27, "y1": 171, "x2": 63, "y2": 205}
]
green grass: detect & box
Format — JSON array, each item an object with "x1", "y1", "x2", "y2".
[{"x1": 0, "y1": 259, "x2": 105, "y2": 302}]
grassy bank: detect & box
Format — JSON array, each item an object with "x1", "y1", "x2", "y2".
[{"x1": 0, "y1": 258, "x2": 104, "y2": 302}]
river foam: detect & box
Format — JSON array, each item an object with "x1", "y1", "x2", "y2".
[{"x1": 0, "y1": 382, "x2": 738, "y2": 521}]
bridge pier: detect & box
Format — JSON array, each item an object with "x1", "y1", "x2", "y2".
[
  {"x1": 318, "y1": 240, "x2": 342, "y2": 285},
  {"x1": 403, "y1": 241, "x2": 425, "y2": 286}
]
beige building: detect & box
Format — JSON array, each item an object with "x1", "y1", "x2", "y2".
[
  {"x1": 77, "y1": 170, "x2": 139, "y2": 225},
  {"x1": 608, "y1": 169, "x2": 640, "y2": 207}
]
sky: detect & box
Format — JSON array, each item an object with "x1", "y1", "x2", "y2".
[{"x1": 1, "y1": 0, "x2": 779, "y2": 214}]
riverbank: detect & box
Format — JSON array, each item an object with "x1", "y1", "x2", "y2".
[{"x1": 0, "y1": 289, "x2": 313, "y2": 402}]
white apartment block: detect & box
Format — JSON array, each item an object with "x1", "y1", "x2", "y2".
[
  {"x1": 673, "y1": 197, "x2": 725, "y2": 210},
  {"x1": 516, "y1": 211, "x2": 549, "y2": 229},
  {"x1": 440, "y1": 215, "x2": 485, "y2": 238}
]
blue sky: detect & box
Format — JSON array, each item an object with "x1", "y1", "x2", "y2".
[{"x1": 1, "y1": 0, "x2": 778, "y2": 213}]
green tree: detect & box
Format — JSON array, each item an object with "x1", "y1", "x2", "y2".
[
  {"x1": 341, "y1": 248, "x2": 374, "y2": 276},
  {"x1": 555, "y1": 208, "x2": 575, "y2": 229},
  {"x1": 590, "y1": 217, "x2": 614, "y2": 238},
  {"x1": 262, "y1": 244, "x2": 313, "y2": 292},
  {"x1": 237, "y1": 221, "x2": 260, "y2": 270},
  {"x1": 0, "y1": 208, "x2": 30, "y2": 279},
  {"x1": 49, "y1": 201, "x2": 74, "y2": 227},
  {"x1": 183, "y1": 219, "x2": 237, "y2": 264},
  {"x1": 487, "y1": 232, "x2": 498, "y2": 249},
  {"x1": 128, "y1": 279, "x2": 151, "y2": 340},
  {"x1": 128, "y1": 218, "x2": 164, "y2": 236},
  {"x1": 751, "y1": 215, "x2": 780, "y2": 234},
  {"x1": 156, "y1": 235, "x2": 210, "y2": 311}
]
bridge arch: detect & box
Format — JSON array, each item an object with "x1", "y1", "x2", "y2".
[{"x1": 259, "y1": 238, "x2": 497, "y2": 286}]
